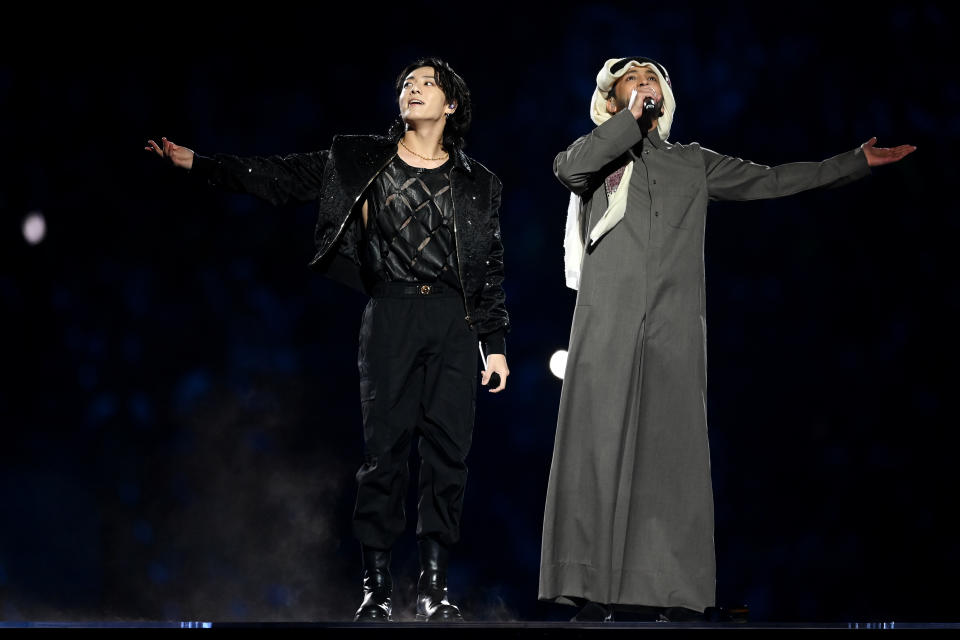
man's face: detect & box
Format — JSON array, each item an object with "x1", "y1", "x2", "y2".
[
  {"x1": 398, "y1": 66, "x2": 455, "y2": 123},
  {"x1": 607, "y1": 63, "x2": 662, "y2": 113}
]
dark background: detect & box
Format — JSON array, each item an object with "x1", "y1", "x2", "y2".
[{"x1": 1, "y1": 0, "x2": 956, "y2": 623}]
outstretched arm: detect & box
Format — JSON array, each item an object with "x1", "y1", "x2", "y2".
[
  {"x1": 702, "y1": 137, "x2": 915, "y2": 202},
  {"x1": 145, "y1": 136, "x2": 328, "y2": 206}
]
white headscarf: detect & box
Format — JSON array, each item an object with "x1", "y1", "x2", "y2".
[
  {"x1": 565, "y1": 57, "x2": 676, "y2": 290},
  {"x1": 590, "y1": 57, "x2": 676, "y2": 138}
]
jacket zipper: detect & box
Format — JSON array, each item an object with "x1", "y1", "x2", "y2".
[
  {"x1": 448, "y1": 177, "x2": 472, "y2": 324},
  {"x1": 313, "y1": 152, "x2": 398, "y2": 263}
]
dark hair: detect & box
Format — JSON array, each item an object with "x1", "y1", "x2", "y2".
[{"x1": 388, "y1": 57, "x2": 472, "y2": 151}]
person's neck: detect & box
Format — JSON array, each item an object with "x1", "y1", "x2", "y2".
[{"x1": 398, "y1": 127, "x2": 448, "y2": 168}]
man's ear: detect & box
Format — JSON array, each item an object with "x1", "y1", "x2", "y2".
[
  {"x1": 446, "y1": 99, "x2": 458, "y2": 115},
  {"x1": 605, "y1": 96, "x2": 618, "y2": 115}
]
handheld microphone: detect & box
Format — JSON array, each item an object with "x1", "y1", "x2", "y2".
[
  {"x1": 643, "y1": 96, "x2": 657, "y2": 111},
  {"x1": 478, "y1": 343, "x2": 502, "y2": 390}
]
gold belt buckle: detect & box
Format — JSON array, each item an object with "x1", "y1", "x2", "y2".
[{"x1": 419, "y1": 284, "x2": 432, "y2": 295}]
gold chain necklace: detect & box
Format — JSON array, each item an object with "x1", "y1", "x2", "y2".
[{"x1": 399, "y1": 138, "x2": 448, "y2": 161}]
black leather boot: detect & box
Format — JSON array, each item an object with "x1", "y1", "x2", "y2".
[
  {"x1": 415, "y1": 538, "x2": 464, "y2": 622},
  {"x1": 353, "y1": 546, "x2": 393, "y2": 622}
]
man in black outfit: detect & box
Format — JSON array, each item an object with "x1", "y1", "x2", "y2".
[{"x1": 146, "y1": 57, "x2": 510, "y2": 622}]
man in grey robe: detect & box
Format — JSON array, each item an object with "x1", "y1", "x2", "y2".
[{"x1": 539, "y1": 56, "x2": 916, "y2": 622}]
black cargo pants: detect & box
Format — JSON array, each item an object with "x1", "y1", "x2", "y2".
[{"x1": 353, "y1": 281, "x2": 477, "y2": 549}]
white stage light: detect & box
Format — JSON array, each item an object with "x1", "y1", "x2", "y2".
[
  {"x1": 23, "y1": 212, "x2": 46, "y2": 245},
  {"x1": 549, "y1": 350, "x2": 568, "y2": 380}
]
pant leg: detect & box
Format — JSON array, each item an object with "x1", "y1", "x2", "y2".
[
  {"x1": 353, "y1": 296, "x2": 425, "y2": 549},
  {"x1": 415, "y1": 295, "x2": 478, "y2": 546}
]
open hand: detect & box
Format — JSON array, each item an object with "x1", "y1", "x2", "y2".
[
  {"x1": 145, "y1": 136, "x2": 195, "y2": 170},
  {"x1": 861, "y1": 137, "x2": 916, "y2": 167}
]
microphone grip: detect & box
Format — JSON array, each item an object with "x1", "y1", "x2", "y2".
[{"x1": 487, "y1": 372, "x2": 501, "y2": 388}]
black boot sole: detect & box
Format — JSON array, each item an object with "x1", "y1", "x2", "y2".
[{"x1": 354, "y1": 606, "x2": 393, "y2": 622}]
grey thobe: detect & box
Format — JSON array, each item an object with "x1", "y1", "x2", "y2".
[{"x1": 539, "y1": 109, "x2": 870, "y2": 611}]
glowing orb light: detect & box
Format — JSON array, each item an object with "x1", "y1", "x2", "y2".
[
  {"x1": 549, "y1": 350, "x2": 568, "y2": 379},
  {"x1": 23, "y1": 212, "x2": 46, "y2": 245}
]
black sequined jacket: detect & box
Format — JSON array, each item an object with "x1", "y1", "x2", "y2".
[{"x1": 190, "y1": 134, "x2": 509, "y2": 352}]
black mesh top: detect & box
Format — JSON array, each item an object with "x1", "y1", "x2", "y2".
[{"x1": 363, "y1": 156, "x2": 460, "y2": 287}]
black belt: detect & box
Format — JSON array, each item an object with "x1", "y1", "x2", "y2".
[{"x1": 371, "y1": 281, "x2": 457, "y2": 297}]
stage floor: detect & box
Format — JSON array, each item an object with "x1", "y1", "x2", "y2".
[{"x1": 2, "y1": 620, "x2": 959, "y2": 630}]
